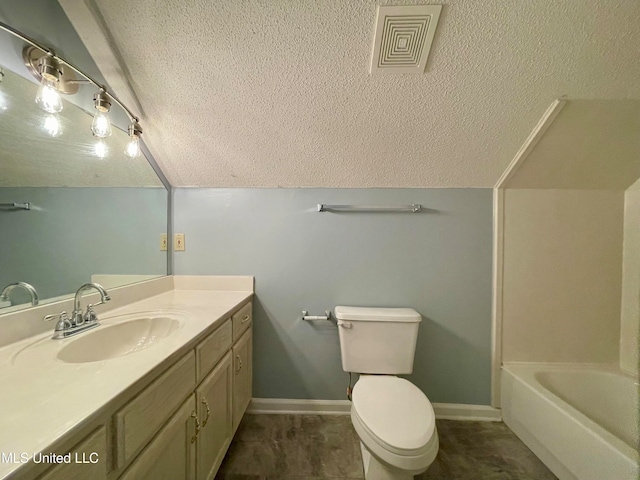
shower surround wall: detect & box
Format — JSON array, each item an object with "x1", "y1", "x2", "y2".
[
  {"x1": 174, "y1": 188, "x2": 493, "y2": 405},
  {"x1": 621, "y1": 178, "x2": 640, "y2": 375},
  {"x1": 502, "y1": 189, "x2": 624, "y2": 363}
]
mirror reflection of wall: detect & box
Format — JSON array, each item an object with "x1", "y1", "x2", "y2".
[{"x1": 0, "y1": 64, "x2": 168, "y2": 312}]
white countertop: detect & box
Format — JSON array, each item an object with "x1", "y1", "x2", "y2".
[{"x1": 0, "y1": 283, "x2": 253, "y2": 480}]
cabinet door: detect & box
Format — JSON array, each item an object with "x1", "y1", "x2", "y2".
[
  {"x1": 37, "y1": 427, "x2": 107, "y2": 480},
  {"x1": 196, "y1": 352, "x2": 232, "y2": 480},
  {"x1": 232, "y1": 327, "x2": 252, "y2": 433},
  {"x1": 115, "y1": 351, "x2": 196, "y2": 468},
  {"x1": 119, "y1": 396, "x2": 196, "y2": 480}
]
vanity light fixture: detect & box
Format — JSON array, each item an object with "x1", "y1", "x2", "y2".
[
  {"x1": 91, "y1": 90, "x2": 112, "y2": 138},
  {"x1": 34, "y1": 55, "x2": 63, "y2": 113},
  {"x1": 125, "y1": 120, "x2": 142, "y2": 158},
  {"x1": 0, "y1": 21, "x2": 143, "y2": 158}
]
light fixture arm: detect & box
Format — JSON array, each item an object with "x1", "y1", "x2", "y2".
[{"x1": 0, "y1": 21, "x2": 139, "y2": 123}]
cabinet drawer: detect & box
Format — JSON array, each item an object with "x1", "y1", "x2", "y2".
[
  {"x1": 115, "y1": 352, "x2": 196, "y2": 468},
  {"x1": 232, "y1": 302, "x2": 252, "y2": 342},
  {"x1": 196, "y1": 318, "x2": 232, "y2": 383},
  {"x1": 37, "y1": 427, "x2": 107, "y2": 480}
]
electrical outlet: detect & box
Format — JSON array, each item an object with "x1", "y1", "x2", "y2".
[
  {"x1": 160, "y1": 234, "x2": 167, "y2": 251},
  {"x1": 174, "y1": 233, "x2": 185, "y2": 251}
]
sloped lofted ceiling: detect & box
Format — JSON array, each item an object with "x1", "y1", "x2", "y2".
[
  {"x1": 62, "y1": 0, "x2": 640, "y2": 187},
  {"x1": 506, "y1": 100, "x2": 640, "y2": 190}
]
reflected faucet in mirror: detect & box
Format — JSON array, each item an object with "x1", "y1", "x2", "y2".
[
  {"x1": 44, "y1": 283, "x2": 110, "y2": 339},
  {"x1": 0, "y1": 282, "x2": 39, "y2": 306}
]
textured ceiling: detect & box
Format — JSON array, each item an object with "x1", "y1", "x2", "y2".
[{"x1": 65, "y1": 0, "x2": 640, "y2": 187}]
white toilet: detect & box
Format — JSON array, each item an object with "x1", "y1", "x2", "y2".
[{"x1": 335, "y1": 306, "x2": 438, "y2": 480}]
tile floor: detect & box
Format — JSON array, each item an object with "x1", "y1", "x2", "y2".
[{"x1": 216, "y1": 414, "x2": 557, "y2": 480}]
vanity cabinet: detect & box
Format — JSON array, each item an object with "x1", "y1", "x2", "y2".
[
  {"x1": 116, "y1": 301, "x2": 252, "y2": 480},
  {"x1": 31, "y1": 301, "x2": 252, "y2": 480}
]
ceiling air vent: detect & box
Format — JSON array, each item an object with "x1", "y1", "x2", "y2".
[{"x1": 370, "y1": 5, "x2": 442, "y2": 74}]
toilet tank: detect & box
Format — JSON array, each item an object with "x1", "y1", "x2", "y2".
[{"x1": 335, "y1": 306, "x2": 421, "y2": 374}]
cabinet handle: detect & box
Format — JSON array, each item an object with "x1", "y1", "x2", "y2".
[
  {"x1": 236, "y1": 354, "x2": 242, "y2": 373},
  {"x1": 241, "y1": 315, "x2": 250, "y2": 324},
  {"x1": 190, "y1": 410, "x2": 201, "y2": 443},
  {"x1": 201, "y1": 398, "x2": 211, "y2": 428}
]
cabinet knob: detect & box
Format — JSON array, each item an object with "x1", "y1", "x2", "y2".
[
  {"x1": 241, "y1": 315, "x2": 250, "y2": 324},
  {"x1": 235, "y1": 354, "x2": 243, "y2": 373}
]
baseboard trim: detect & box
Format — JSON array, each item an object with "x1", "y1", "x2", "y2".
[
  {"x1": 248, "y1": 398, "x2": 501, "y2": 421},
  {"x1": 248, "y1": 398, "x2": 352, "y2": 415},
  {"x1": 433, "y1": 402, "x2": 502, "y2": 421}
]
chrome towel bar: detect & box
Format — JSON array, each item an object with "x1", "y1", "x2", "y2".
[
  {"x1": 0, "y1": 202, "x2": 30, "y2": 210},
  {"x1": 317, "y1": 204, "x2": 421, "y2": 213}
]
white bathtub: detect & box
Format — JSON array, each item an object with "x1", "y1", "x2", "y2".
[{"x1": 501, "y1": 363, "x2": 639, "y2": 480}]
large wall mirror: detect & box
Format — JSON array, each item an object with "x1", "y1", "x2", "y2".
[{"x1": 0, "y1": 57, "x2": 168, "y2": 314}]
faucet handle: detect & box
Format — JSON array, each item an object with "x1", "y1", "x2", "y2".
[
  {"x1": 43, "y1": 311, "x2": 72, "y2": 332},
  {"x1": 43, "y1": 311, "x2": 69, "y2": 322},
  {"x1": 84, "y1": 295, "x2": 109, "y2": 323},
  {"x1": 84, "y1": 304, "x2": 98, "y2": 323}
]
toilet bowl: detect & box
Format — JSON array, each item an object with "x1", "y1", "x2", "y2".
[
  {"x1": 351, "y1": 375, "x2": 438, "y2": 480},
  {"x1": 335, "y1": 306, "x2": 439, "y2": 480}
]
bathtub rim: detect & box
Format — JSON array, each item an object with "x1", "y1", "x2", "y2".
[{"x1": 502, "y1": 362, "x2": 639, "y2": 474}]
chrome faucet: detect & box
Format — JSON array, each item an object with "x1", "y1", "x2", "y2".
[
  {"x1": 44, "y1": 283, "x2": 110, "y2": 339},
  {"x1": 72, "y1": 283, "x2": 110, "y2": 326},
  {"x1": 0, "y1": 282, "x2": 39, "y2": 306}
]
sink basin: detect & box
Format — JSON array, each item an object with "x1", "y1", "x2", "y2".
[{"x1": 57, "y1": 316, "x2": 181, "y2": 364}]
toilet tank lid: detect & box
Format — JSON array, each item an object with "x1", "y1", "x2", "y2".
[{"x1": 334, "y1": 306, "x2": 421, "y2": 322}]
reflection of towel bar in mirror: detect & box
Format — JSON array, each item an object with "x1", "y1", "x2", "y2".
[
  {"x1": 0, "y1": 202, "x2": 30, "y2": 210},
  {"x1": 317, "y1": 204, "x2": 421, "y2": 213}
]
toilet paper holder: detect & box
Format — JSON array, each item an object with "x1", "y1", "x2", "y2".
[{"x1": 302, "y1": 310, "x2": 332, "y2": 322}]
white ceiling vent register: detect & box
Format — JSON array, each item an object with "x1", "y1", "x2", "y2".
[{"x1": 370, "y1": 5, "x2": 442, "y2": 74}]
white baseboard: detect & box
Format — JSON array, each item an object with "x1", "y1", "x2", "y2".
[
  {"x1": 433, "y1": 402, "x2": 501, "y2": 421},
  {"x1": 248, "y1": 398, "x2": 501, "y2": 421},
  {"x1": 248, "y1": 398, "x2": 352, "y2": 415}
]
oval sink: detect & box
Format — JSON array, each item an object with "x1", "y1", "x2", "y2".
[{"x1": 57, "y1": 316, "x2": 181, "y2": 364}]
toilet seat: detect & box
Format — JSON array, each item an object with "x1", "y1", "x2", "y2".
[{"x1": 351, "y1": 376, "x2": 438, "y2": 472}]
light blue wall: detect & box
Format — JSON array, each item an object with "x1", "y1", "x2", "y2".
[
  {"x1": 0, "y1": 187, "x2": 167, "y2": 303},
  {"x1": 174, "y1": 188, "x2": 493, "y2": 405}
]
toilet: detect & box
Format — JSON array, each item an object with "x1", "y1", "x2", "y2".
[{"x1": 335, "y1": 306, "x2": 438, "y2": 480}]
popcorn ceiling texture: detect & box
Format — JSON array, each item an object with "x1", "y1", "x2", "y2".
[{"x1": 85, "y1": 1, "x2": 640, "y2": 187}]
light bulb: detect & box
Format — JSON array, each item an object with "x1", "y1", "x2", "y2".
[
  {"x1": 43, "y1": 115, "x2": 61, "y2": 137},
  {"x1": 94, "y1": 140, "x2": 108, "y2": 158},
  {"x1": 35, "y1": 78, "x2": 63, "y2": 113},
  {"x1": 125, "y1": 135, "x2": 140, "y2": 158},
  {"x1": 91, "y1": 109, "x2": 112, "y2": 138}
]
